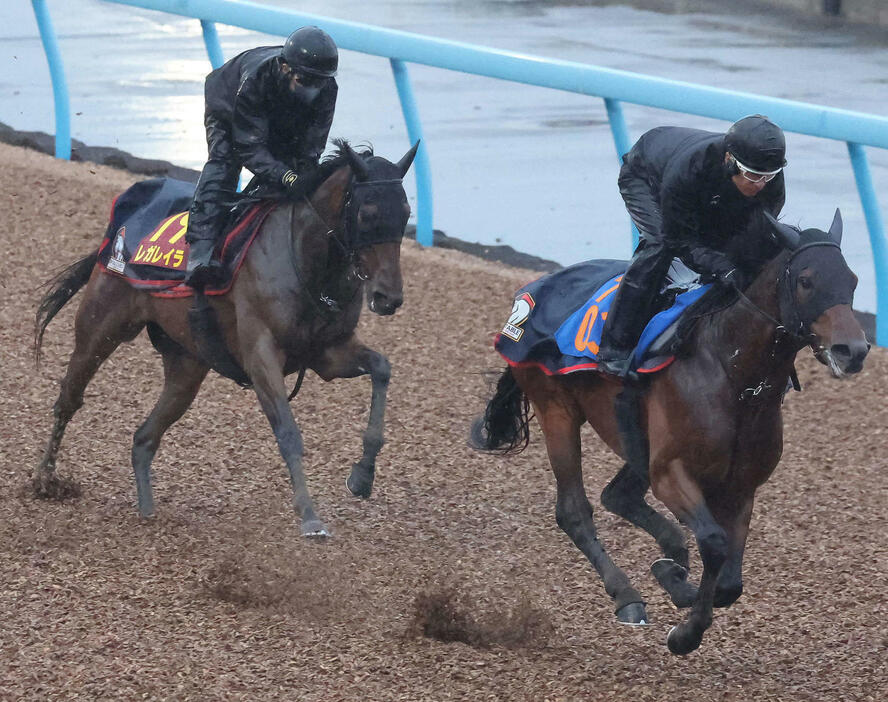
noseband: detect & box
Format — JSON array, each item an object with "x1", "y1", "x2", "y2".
[
  {"x1": 294, "y1": 176, "x2": 406, "y2": 308},
  {"x1": 726, "y1": 241, "x2": 843, "y2": 403}
]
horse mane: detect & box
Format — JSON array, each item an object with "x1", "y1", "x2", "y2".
[{"x1": 283, "y1": 139, "x2": 374, "y2": 201}]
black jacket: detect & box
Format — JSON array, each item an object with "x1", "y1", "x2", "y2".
[
  {"x1": 204, "y1": 46, "x2": 338, "y2": 184},
  {"x1": 623, "y1": 126, "x2": 785, "y2": 277}
]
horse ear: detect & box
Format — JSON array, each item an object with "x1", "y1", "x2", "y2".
[
  {"x1": 828, "y1": 208, "x2": 843, "y2": 246},
  {"x1": 344, "y1": 143, "x2": 370, "y2": 181},
  {"x1": 763, "y1": 210, "x2": 800, "y2": 250},
  {"x1": 396, "y1": 140, "x2": 420, "y2": 178}
]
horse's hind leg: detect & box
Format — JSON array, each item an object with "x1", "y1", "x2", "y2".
[
  {"x1": 131, "y1": 348, "x2": 209, "y2": 517},
  {"x1": 35, "y1": 284, "x2": 142, "y2": 496},
  {"x1": 535, "y1": 394, "x2": 648, "y2": 625},
  {"x1": 601, "y1": 463, "x2": 698, "y2": 608},
  {"x1": 311, "y1": 336, "x2": 390, "y2": 499}
]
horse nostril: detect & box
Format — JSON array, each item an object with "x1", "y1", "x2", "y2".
[
  {"x1": 831, "y1": 344, "x2": 851, "y2": 360},
  {"x1": 371, "y1": 291, "x2": 402, "y2": 315}
]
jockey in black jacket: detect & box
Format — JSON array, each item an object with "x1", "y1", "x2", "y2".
[
  {"x1": 597, "y1": 115, "x2": 787, "y2": 376},
  {"x1": 184, "y1": 26, "x2": 339, "y2": 289}
]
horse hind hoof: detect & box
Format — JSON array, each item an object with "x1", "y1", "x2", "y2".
[
  {"x1": 666, "y1": 625, "x2": 702, "y2": 655},
  {"x1": 616, "y1": 602, "x2": 650, "y2": 626}
]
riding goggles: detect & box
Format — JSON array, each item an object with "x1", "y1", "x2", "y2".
[
  {"x1": 730, "y1": 154, "x2": 783, "y2": 183},
  {"x1": 279, "y1": 61, "x2": 329, "y2": 88}
]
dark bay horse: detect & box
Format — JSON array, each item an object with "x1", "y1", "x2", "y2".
[
  {"x1": 471, "y1": 211, "x2": 869, "y2": 654},
  {"x1": 34, "y1": 140, "x2": 418, "y2": 538}
]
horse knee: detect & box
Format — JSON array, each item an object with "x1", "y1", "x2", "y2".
[
  {"x1": 555, "y1": 498, "x2": 593, "y2": 537},
  {"x1": 697, "y1": 527, "x2": 728, "y2": 571},
  {"x1": 132, "y1": 424, "x2": 160, "y2": 457},
  {"x1": 368, "y1": 353, "x2": 391, "y2": 383}
]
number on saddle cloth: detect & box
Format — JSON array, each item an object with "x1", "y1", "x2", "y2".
[
  {"x1": 96, "y1": 177, "x2": 273, "y2": 294},
  {"x1": 493, "y1": 259, "x2": 712, "y2": 376}
]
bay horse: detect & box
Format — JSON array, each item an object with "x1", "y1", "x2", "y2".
[
  {"x1": 34, "y1": 140, "x2": 418, "y2": 538},
  {"x1": 470, "y1": 211, "x2": 869, "y2": 654}
]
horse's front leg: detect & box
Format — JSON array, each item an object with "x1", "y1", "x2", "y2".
[
  {"x1": 654, "y1": 461, "x2": 728, "y2": 655},
  {"x1": 243, "y1": 329, "x2": 327, "y2": 537},
  {"x1": 600, "y1": 462, "x2": 697, "y2": 608},
  {"x1": 713, "y1": 494, "x2": 755, "y2": 608},
  {"x1": 311, "y1": 335, "x2": 390, "y2": 499}
]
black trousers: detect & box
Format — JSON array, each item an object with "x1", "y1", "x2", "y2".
[
  {"x1": 185, "y1": 114, "x2": 242, "y2": 246},
  {"x1": 599, "y1": 165, "x2": 675, "y2": 354}
]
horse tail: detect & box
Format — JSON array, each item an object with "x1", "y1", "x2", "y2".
[
  {"x1": 34, "y1": 249, "x2": 98, "y2": 363},
  {"x1": 468, "y1": 367, "x2": 532, "y2": 454}
]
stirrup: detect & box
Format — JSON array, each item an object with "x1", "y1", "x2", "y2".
[{"x1": 597, "y1": 356, "x2": 633, "y2": 377}]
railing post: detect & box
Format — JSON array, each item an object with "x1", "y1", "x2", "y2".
[
  {"x1": 604, "y1": 97, "x2": 638, "y2": 249},
  {"x1": 390, "y1": 58, "x2": 433, "y2": 247},
  {"x1": 31, "y1": 0, "x2": 71, "y2": 159},
  {"x1": 200, "y1": 19, "x2": 225, "y2": 69},
  {"x1": 847, "y1": 142, "x2": 887, "y2": 345}
]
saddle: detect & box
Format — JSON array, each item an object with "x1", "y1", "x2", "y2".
[
  {"x1": 495, "y1": 258, "x2": 713, "y2": 376},
  {"x1": 96, "y1": 177, "x2": 277, "y2": 297}
]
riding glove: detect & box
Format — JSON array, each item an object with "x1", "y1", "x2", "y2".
[{"x1": 281, "y1": 169, "x2": 300, "y2": 195}]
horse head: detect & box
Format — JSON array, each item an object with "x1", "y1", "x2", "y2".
[
  {"x1": 765, "y1": 210, "x2": 870, "y2": 376},
  {"x1": 342, "y1": 141, "x2": 419, "y2": 316}
]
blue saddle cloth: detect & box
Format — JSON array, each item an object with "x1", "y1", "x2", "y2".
[{"x1": 495, "y1": 259, "x2": 711, "y2": 375}]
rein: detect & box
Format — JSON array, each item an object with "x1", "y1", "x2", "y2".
[
  {"x1": 284, "y1": 175, "x2": 405, "y2": 400},
  {"x1": 711, "y1": 244, "x2": 839, "y2": 403}
]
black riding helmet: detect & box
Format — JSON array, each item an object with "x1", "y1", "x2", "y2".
[
  {"x1": 725, "y1": 114, "x2": 787, "y2": 173},
  {"x1": 281, "y1": 26, "x2": 338, "y2": 78}
]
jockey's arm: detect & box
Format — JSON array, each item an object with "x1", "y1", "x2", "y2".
[
  {"x1": 660, "y1": 169, "x2": 734, "y2": 278},
  {"x1": 231, "y1": 86, "x2": 290, "y2": 184},
  {"x1": 294, "y1": 82, "x2": 338, "y2": 167}
]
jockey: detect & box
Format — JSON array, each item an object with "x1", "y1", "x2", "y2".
[
  {"x1": 184, "y1": 26, "x2": 339, "y2": 289},
  {"x1": 596, "y1": 115, "x2": 787, "y2": 376}
]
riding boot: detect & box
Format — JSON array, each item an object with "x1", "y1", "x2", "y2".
[
  {"x1": 598, "y1": 241, "x2": 672, "y2": 377},
  {"x1": 184, "y1": 236, "x2": 223, "y2": 290},
  {"x1": 597, "y1": 282, "x2": 650, "y2": 376},
  {"x1": 184, "y1": 119, "x2": 241, "y2": 291}
]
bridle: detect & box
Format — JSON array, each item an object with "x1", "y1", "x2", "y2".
[
  {"x1": 283, "y1": 174, "x2": 406, "y2": 401},
  {"x1": 724, "y1": 241, "x2": 842, "y2": 402}
]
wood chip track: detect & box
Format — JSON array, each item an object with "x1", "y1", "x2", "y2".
[{"x1": 1, "y1": 143, "x2": 886, "y2": 701}]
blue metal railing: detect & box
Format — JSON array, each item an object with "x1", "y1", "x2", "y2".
[{"x1": 31, "y1": 0, "x2": 888, "y2": 343}]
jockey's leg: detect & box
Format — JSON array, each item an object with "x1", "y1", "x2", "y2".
[
  {"x1": 597, "y1": 166, "x2": 670, "y2": 376},
  {"x1": 597, "y1": 240, "x2": 672, "y2": 376},
  {"x1": 185, "y1": 114, "x2": 239, "y2": 289}
]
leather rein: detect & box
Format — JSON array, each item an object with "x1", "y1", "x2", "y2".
[
  {"x1": 723, "y1": 241, "x2": 841, "y2": 403},
  {"x1": 284, "y1": 176, "x2": 405, "y2": 401}
]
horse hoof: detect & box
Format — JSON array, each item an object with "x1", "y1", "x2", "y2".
[
  {"x1": 651, "y1": 558, "x2": 698, "y2": 608},
  {"x1": 616, "y1": 602, "x2": 651, "y2": 626},
  {"x1": 301, "y1": 520, "x2": 330, "y2": 538},
  {"x1": 666, "y1": 625, "x2": 702, "y2": 656},
  {"x1": 346, "y1": 474, "x2": 372, "y2": 499}
]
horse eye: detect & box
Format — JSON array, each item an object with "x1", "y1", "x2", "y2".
[{"x1": 798, "y1": 276, "x2": 813, "y2": 290}]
